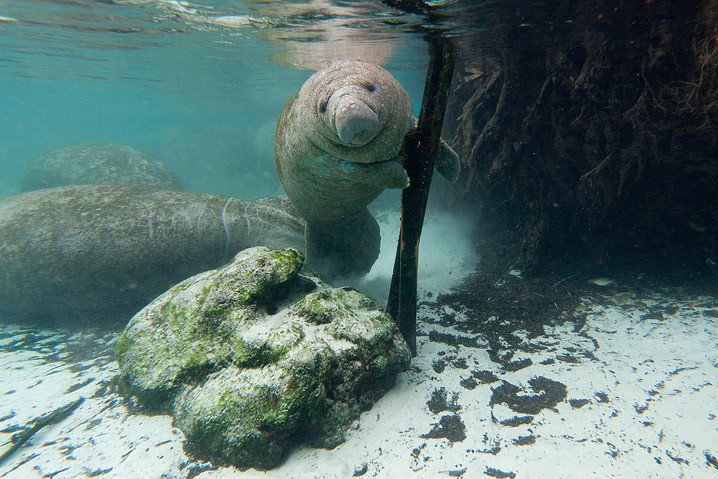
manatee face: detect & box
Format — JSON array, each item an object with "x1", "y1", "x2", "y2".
[
  {"x1": 299, "y1": 61, "x2": 414, "y2": 163},
  {"x1": 274, "y1": 60, "x2": 416, "y2": 226}
]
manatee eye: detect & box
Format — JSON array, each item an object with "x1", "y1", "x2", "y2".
[
  {"x1": 318, "y1": 98, "x2": 328, "y2": 113},
  {"x1": 363, "y1": 82, "x2": 376, "y2": 93}
]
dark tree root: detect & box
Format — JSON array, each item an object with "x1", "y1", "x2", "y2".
[{"x1": 446, "y1": 0, "x2": 718, "y2": 279}]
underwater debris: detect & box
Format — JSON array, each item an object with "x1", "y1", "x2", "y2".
[
  {"x1": 352, "y1": 462, "x2": 369, "y2": 476},
  {"x1": 512, "y1": 435, "x2": 536, "y2": 446},
  {"x1": 460, "y1": 369, "x2": 499, "y2": 390},
  {"x1": 439, "y1": 467, "x2": 467, "y2": 477},
  {"x1": 420, "y1": 414, "x2": 466, "y2": 442},
  {"x1": 428, "y1": 330, "x2": 481, "y2": 348},
  {"x1": 594, "y1": 391, "x2": 610, "y2": 403},
  {"x1": 427, "y1": 387, "x2": 462, "y2": 414},
  {"x1": 705, "y1": 452, "x2": 718, "y2": 470},
  {"x1": 490, "y1": 376, "x2": 567, "y2": 415},
  {"x1": 484, "y1": 466, "x2": 517, "y2": 478},
  {"x1": 0, "y1": 397, "x2": 85, "y2": 466},
  {"x1": 568, "y1": 398, "x2": 591, "y2": 409}
]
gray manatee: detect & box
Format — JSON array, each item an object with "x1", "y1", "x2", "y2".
[
  {"x1": 21, "y1": 144, "x2": 183, "y2": 192},
  {"x1": 275, "y1": 60, "x2": 460, "y2": 277},
  {"x1": 0, "y1": 185, "x2": 304, "y2": 324}
]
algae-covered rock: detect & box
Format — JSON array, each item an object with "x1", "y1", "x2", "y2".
[{"x1": 117, "y1": 246, "x2": 410, "y2": 470}]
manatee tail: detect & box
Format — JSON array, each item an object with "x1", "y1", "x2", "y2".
[{"x1": 304, "y1": 208, "x2": 380, "y2": 279}]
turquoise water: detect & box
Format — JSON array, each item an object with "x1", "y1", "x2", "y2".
[
  {"x1": 0, "y1": 0, "x2": 429, "y2": 198},
  {"x1": 1, "y1": 3, "x2": 717, "y2": 478}
]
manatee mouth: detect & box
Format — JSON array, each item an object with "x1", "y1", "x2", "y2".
[{"x1": 333, "y1": 94, "x2": 380, "y2": 147}]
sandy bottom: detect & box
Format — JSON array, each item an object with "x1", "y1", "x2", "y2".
[{"x1": 1, "y1": 213, "x2": 716, "y2": 479}]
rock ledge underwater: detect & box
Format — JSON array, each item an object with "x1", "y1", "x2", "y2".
[{"x1": 117, "y1": 246, "x2": 411, "y2": 470}]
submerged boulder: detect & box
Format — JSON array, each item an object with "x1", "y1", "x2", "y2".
[
  {"x1": 21, "y1": 143, "x2": 183, "y2": 191},
  {"x1": 117, "y1": 246, "x2": 411, "y2": 470}
]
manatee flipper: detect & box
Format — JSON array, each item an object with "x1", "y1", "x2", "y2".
[
  {"x1": 304, "y1": 209, "x2": 380, "y2": 278},
  {"x1": 321, "y1": 155, "x2": 410, "y2": 189},
  {"x1": 407, "y1": 115, "x2": 461, "y2": 183},
  {"x1": 436, "y1": 138, "x2": 461, "y2": 183}
]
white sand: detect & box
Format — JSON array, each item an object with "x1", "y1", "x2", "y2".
[{"x1": 1, "y1": 213, "x2": 716, "y2": 479}]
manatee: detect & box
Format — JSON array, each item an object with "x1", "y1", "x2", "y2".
[
  {"x1": 275, "y1": 60, "x2": 460, "y2": 277},
  {"x1": 21, "y1": 144, "x2": 183, "y2": 192},
  {"x1": 0, "y1": 185, "x2": 304, "y2": 324}
]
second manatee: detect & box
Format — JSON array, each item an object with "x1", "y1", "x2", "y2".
[{"x1": 0, "y1": 185, "x2": 305, "y2": 324}]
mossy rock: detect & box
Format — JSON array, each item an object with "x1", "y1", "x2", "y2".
[
  {"x1": 173, "y1": 345, "x2": 331, "y2": 469},
  {"x1": 117, "y1": 246, "x2": 410, "y2": 470},
  {"x1": 117, "y1": 247, "x2": 303, "y2": 404}
]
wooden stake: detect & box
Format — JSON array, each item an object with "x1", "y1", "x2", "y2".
[{"x1": 387, "y1": 37, "x2": 456, "y2": 356}]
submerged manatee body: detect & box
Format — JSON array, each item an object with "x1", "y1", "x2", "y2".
[
  {"x1": 275, "y1": 60, "x2": 460, "y2": 277},
  {"x1": 0, "y1": 185, "x2": 305, "y2": 324},
  {"x1": 21, "y1": 144, "x2": 184, "y2": 192}
]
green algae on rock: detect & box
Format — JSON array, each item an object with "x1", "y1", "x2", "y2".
[{"x1": 117, "y1": 246, "x2": 411, "y2": 470}]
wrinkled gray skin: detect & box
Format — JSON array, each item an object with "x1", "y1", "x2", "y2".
[
  {"x1": 21, "y1": 144, "x2": 184, "y2": 192},
  {"x1": 0, "y1": 185, "x2": 304, "y2": 324},
  {"x1": 275, "y1": 60, "x2": 460, "y2": 277}
]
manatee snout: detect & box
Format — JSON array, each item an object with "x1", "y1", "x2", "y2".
[{"x1": 332, "y1": 93, "x2": 380, "y2": 146}]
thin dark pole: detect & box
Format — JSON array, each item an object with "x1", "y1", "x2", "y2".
[{"x1": 386, "y1": 37, "x2": 456, "y2": 356}]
